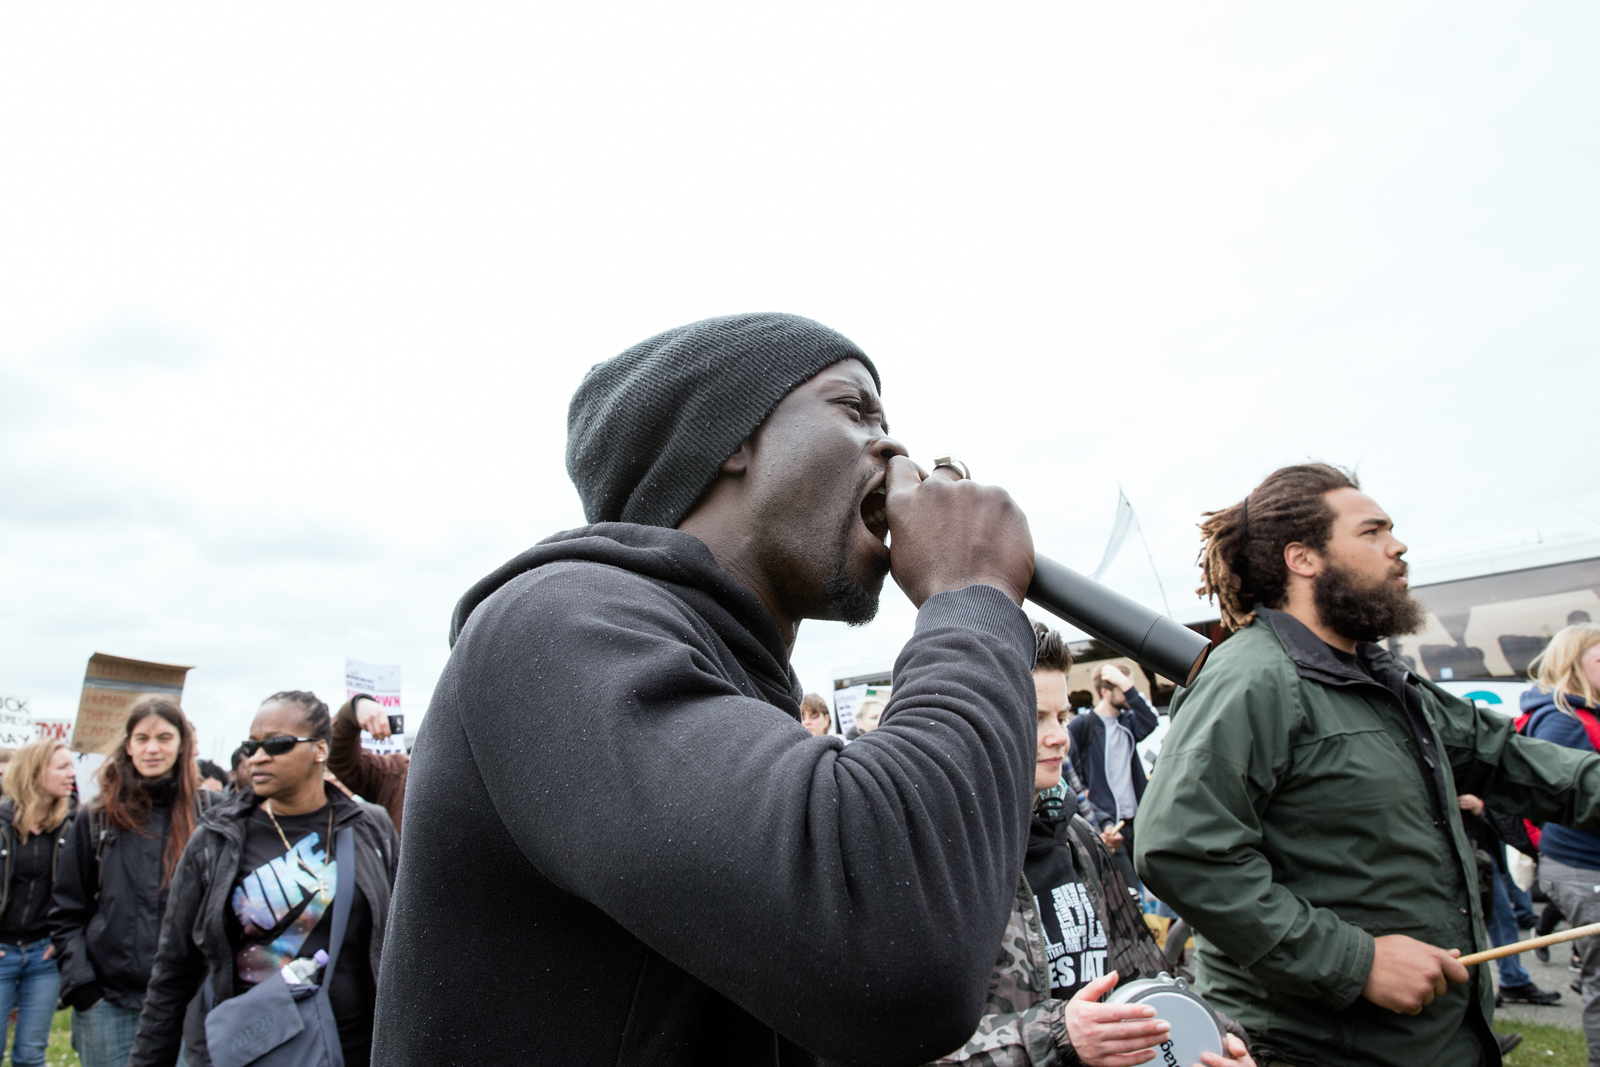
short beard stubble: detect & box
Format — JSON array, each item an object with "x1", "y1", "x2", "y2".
[
  {"x1": 823, "y1": 479, "x2": 890, "y2": 626},
  {"x1": 1312, "y1": 558, "x2": 1426, "y2": 645}
]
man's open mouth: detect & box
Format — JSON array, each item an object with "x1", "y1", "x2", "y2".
[{"x1": 859, "y1": 476, "x2": 889, "y2": 545}]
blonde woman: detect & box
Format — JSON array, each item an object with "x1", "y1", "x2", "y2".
[
  {"x1": 1522, "y1": 624, "x2": 1600, "y2": 1059},
  {"x1": 0, "y1": 739, "x2": 75, "y2": 1067}
]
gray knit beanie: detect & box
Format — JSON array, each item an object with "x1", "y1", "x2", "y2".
[{"x1": 566, "y1": 312, "x2": 880, "y2": 529}]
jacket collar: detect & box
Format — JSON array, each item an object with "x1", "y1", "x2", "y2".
[
  {"x1": 198, "y1": 782, "x2": 364, "y2": 843},
  {"x1": 1255, "y1": 606, "x2": 1409, "y2": 692}
]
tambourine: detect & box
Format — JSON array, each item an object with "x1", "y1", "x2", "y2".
[{"x1": 1104, "y1": 971, "x2": 1225, "y2": 1065}]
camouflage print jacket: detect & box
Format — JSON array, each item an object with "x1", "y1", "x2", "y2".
[{"x1": 928, "y1": 815, "x2": 1170, "y2": 1067}]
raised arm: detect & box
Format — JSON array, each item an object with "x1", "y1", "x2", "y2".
[
  {"x1": 1121, "y1": 684, "x2": 1160, "y2": 743},
  {"x1": 1428, "y1": 680, "x2": 1600, "y2": 829},
  {"x1": 329, "y1": 697, "x2": 407, "y2": 804}
]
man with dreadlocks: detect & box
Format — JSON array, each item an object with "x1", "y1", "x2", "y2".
[{"x1": 1135, "y1": 463, "x2": 1600, "y2": 1067}]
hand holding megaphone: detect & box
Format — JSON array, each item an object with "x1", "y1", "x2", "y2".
[
  {"x1": 882, "y1": 455, "x2": 1035, "y2": 609},
  {"x1": 887, "y1": 456, "x2": 1211, "y2": 686}
]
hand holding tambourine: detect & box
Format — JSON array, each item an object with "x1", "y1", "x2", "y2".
[{"x1": 1066, "y1": 971, "x2": 1255, "y2": 1067}]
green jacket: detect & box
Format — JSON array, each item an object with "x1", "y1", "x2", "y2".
[{"x1": 1136, "y1": 608, "x2": 1600, "y2": 1067}]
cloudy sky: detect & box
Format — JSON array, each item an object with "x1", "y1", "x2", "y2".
[{"x1": 2, "y1": 4, "x2": 1596, "y2": 760}]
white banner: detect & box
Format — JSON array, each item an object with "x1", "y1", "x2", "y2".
[
  {"x1": 74, "y1": 752, "x2": 107, "y2": 808},
  {"x1": 0, "y1": 696, "x2": 38, "y2": 749},
  {"x1": 345, "y1": 658, "x2": 404, "y2": 755}
]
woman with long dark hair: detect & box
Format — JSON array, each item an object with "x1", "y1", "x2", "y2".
[
  {"x1": 51, "y1": 696, "x2": 212, "y2": 1067},
  {"x1": 0, "y1": 739, "x2": 76, "y2": 1067},
  {"x1": 129, "y1": 691, "x2": 397, "y2": 1067}
]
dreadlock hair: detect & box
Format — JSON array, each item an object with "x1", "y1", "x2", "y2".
[
  {"x1": 260, "y1": 691, "x2": 332, "y2": 741},
  {"x1": 1197, "y1": 462, "x2": 1360, "y2": 632},
  {"x1": 95, "y1": 695, "x2": 200, "y2": 888},
  {"x1": 1033, "y1": 621, "x2": 1074, "y2": 673}
]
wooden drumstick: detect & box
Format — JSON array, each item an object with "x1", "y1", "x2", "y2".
[{"x1": 1458, "y1": 920, "x2": 1600, "y2": 966}]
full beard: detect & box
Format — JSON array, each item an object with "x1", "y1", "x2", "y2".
[{"x1": 1313, "y1": 558, "x2": 1426, "y2": 645}]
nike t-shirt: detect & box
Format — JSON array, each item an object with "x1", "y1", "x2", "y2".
[{"x1": 226, "y1": 801, "x2": 374, "y2": 1067}]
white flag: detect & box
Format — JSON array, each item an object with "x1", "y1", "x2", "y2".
[{"x1": 1091, "y1": 490, "x2": 1136, "y2": 581}]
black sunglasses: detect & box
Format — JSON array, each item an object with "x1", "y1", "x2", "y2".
[{"x1": 240, "y1": 735, "x2": 320, "y2": 757}]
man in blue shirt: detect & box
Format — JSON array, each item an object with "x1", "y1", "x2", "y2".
[{"x1": 1067, "y1": 662, "x2": 1159, "y2": 890}]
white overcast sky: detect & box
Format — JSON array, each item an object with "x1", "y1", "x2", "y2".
[{"x1": 3, "y1": 4, "x2": 1597, "y2": 760}]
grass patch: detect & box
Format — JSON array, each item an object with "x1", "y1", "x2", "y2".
[
  {"x1": 46, "y1": 1008, "x2": 75, "y2": 1067},
  {"x1": 1498, "y1": 1021, "x2": 1588, "y2": 1066}
]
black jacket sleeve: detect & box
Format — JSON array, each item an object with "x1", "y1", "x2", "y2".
[
  {"x1": 48, "y1": 806, "x2": 102, "y2": 1004},
  {"x1": 127, "y1": 831, "x2": 212, "y2": 1067},
  {"x1": 454, "y1": 577, "x2": 1038, "y2": 1066},
  {"x1": 1122, "y1": 686, "x2": 1160, "y2": 743}
]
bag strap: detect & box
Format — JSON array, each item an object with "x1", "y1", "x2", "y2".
[
  {"x1": 317, "y1": 827, "x2": 356, "y2": 993},
  {"x1": 1572, "y1": 707, "x2": 1600, "y2": 754}
]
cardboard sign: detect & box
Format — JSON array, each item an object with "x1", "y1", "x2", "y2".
[
  {"x1": 72, "y1": 653, "x2": 193, "y2": 754},
  {"x1": 345, "y1": 658, "x2": 404, "y2": 755}
]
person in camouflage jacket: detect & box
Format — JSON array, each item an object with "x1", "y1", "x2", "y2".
[
  {"x1": 930, "y1": 811, "x2": 1253, "y2": 1067},
  {"x1": 932, "y1": 625, "x2": 1252, "y2": 1067}
]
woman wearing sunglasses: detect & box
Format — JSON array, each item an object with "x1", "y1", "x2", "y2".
[
  {"x1": 51, "y1": 696, "x2": 215, "y2": 1067},
  {"x1": 128, "y1": 691, "x2": 397, "y2": 1067}
]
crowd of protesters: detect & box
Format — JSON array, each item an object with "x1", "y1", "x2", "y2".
[
  {"x1": 5, "y1": 313, "x2": 1600, "y2": 1067},
  {"x1": 0, "y1": 687, "x2": 403, "y2": 1067}
]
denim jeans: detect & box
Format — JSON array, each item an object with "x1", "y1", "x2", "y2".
[
  {"x1": 1490, "y1": 864, "x2": 1534, "y2": 988},
  {"x1": 72, "y1": 998, "x2": 143, "y2": 1067},
  {"x1": 0, "y1": 939, "x2": 61, "y2": 1067}
]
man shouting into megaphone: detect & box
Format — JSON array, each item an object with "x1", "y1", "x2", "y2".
[{"x1": 374, "y1": 313, "x2": 1043, "y2": 1066}]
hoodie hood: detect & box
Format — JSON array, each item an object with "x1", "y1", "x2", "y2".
[
  {"x1": 450, "y1": 522, "x2": 800, "y2": 712},
  {"x1": 1521, "y1": 684, "x2": 1595, "y2": 715}
]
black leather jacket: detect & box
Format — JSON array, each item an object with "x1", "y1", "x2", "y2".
[
  {"x1": 0, "y1": 796, "x2": 73, "y2": 943},
  {"x1": 49, "y1": 779, "x2": 214, "y2": 1011},
  {"x1": 127, "y1": 785, "x2": 398, "y2": 1067}
]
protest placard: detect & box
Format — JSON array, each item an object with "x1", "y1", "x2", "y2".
[
  {"x1": 72, "y1": 654, "x2": 193, "y2": 754},
  {"x1": 35, "y1": 719, "x2": 72, "y2": 744},
  {"x1": 345, "y1": 658, "x2": 404, "y2": 755},
  {"x1": 832, "y1": 671, "x2": 891, "y2": 738},
  {"x1": 0, "y1": 709, "x2": 36, "y2": 749},
  {"x1": 0, "y1": 695, "x2": 37, "y2": 750}
]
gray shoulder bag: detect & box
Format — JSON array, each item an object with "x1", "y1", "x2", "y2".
[{"x1": 205, "y1": 826, "x2": 355, "y2": 1067}]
